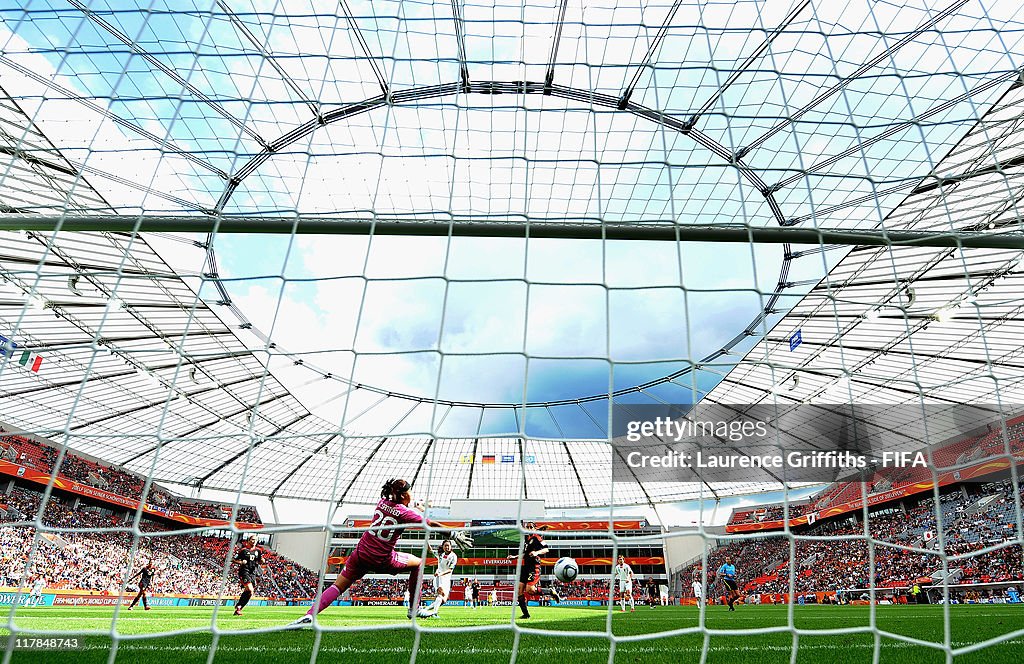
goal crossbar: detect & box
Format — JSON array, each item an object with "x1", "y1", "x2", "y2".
[{"x1": 3, "y1": 215, "x2": 1024, "y2": 249}]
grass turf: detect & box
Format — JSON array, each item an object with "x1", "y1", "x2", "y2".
[{"x1": 1, "y1": 604, "x2": 1022, "y2": 663}]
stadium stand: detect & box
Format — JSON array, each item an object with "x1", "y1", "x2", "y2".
[
  {"x1": 727, "y1": 420, "x2": 1024, "y2": 530},
  {"x1": 688, "y1": 478, "x2": 1023, "y2": 601},
  {"x1": 0, "y1": 485, "x2": 315, "y2": 598},
  {"x1": 0, "y1": 428, "x2": 262, "y2": 525}
]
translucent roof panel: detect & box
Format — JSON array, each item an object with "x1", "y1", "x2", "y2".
[{"x1": 1, "y1": 1, "x2": 1023, "y2": 509}]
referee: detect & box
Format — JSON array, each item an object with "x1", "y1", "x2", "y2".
[{"x1": 715, "y1": 556, "x2": 740, "y2": 612}]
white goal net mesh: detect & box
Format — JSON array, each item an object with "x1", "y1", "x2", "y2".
[{"x1": 0, "y1": 1, "x2": 1022, "y2": 662}]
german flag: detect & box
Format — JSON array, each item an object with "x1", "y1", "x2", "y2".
[{"x1": 481, "y1": 454, "x2": 496, "y2": 464}]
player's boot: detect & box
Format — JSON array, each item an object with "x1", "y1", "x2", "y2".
[
  {"x1": 287, "y1": 614, "x2": 313, "y2": 629},
  {"x1": 551, "y1": 588, "x2": 563, "y2": 603},
  {"x1": 233, "y1": 606, "x2": 242, "y2": 616}
]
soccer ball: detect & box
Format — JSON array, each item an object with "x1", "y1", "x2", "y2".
[{"x1": 553, "y1": 557, "x2": 578, "y2": 582}]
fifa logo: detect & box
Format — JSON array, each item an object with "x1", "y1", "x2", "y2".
[{"x1": 0, "y1": 333, "x2": 44, "y2": 373}]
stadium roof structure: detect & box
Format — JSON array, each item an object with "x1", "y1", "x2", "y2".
[{"x1": 1, "y1": 1, "x2": 1024, "y2": 510}]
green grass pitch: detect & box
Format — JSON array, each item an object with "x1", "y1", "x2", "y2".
[{"x1": 2, "y1": 605, "x2": 1022, "y2": 663}]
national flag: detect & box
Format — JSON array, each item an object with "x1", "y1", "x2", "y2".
[
  {"x1": 501, "y1": 454, "x2": 515, "y2": 463},
  {"x1": 923, "y1": 530, "x2": 935, "y2": 542},
  {"x1": 1, "y1": 337, "x2": 44, "y2": 373},
  {"x1": 459, "y1": 454, "x2": 474, "y2": 464},
  {"x1": 481, "y1": 454, "x2": 496, "y2": 464}
]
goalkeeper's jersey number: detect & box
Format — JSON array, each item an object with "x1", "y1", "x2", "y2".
[{"x1": 369, "y1": 510, "x2": 399, "y2": 542}]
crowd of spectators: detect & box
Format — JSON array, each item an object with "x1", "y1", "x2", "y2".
[
  {"x1": 553, "y1": 578, "x2": 614, "y2": 599},
  {"x1": 729, "y1": 423, "x2": 1024, "y2": 528},
  {"x1": 200, "y1": 536, "x2": 318, "y2": 598},
  {"x1": 0, "y1": 430, "x2": 261, "y2": 524},
  {"x1": 687, "y1": 480, "x2": 1023, "y2": 597},
  {"x1": 346, "y1": 578, "x2": 428, "y2": 599},
  {"x1": 0, "y1": 486, "x2": 314, "y2": 598},
  {"x1": 729, "y1": 503, "x2": 816, "y2": 525}
]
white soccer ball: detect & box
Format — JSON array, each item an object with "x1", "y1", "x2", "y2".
[{"x1": 553, "y1": 557, "x2": 578, "y2": 582}]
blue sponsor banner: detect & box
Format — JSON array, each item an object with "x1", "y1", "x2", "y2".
[{"x1": 0, "y1": 592, "x2": 52, "y2": 607}]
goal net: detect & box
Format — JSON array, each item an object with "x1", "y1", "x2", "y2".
[{"x1": 0, "y1": 1, "x2": 1023, "y2": 662}]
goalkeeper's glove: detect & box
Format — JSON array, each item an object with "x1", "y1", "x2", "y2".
[{"x1": 451, "y1": 530, "x2": 474, "y2": 551}]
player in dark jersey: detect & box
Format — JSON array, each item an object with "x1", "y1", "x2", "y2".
[
  {"x1": 646, "y1": 577, "x2": 659, "y2": 608},
  {"x1": 233, "y1": 537, "x2": 263, "y2": 616},
  {"x1": 471, "y1": 579, "x2": 481, "y2": 609},
  {"x1": 507, "y1": 521, "x2": 562, "y2": 619},
  {"x1": 127, "y1": 560, "x2": 155, "y2": 611}
]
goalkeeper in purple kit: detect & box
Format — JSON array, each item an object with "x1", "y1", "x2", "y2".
[{"x1": 289, "y1": 478, "x2": 472, "y2": 626}]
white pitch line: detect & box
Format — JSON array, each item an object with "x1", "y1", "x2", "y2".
[{"x1": 48, "y1": 637, "x2": 1024, "y2": 656}]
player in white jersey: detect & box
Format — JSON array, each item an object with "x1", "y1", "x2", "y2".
[
  {"x1": 691, "y1": 567, "x2": 704, "y2": 605},
  {"x1": 613, "y1": 555, "x2": 635, "y2": 612},
  {"x1": 29, "y1": 576, "x2": 45, "y2": 607},
  {"x1": 420, "y1": 540, "x2": 458, "y2": 617}
]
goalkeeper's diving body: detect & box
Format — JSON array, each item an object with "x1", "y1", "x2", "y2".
[
  {"x1": 289, "y1": 478, "x2": 472, "y2": 627},
  {"x1": 716, "y1": 556, "x2": 741, "y2": 611},
  {"x1": 508, "y1": 521, "x2": 563, "y2": 620}
]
